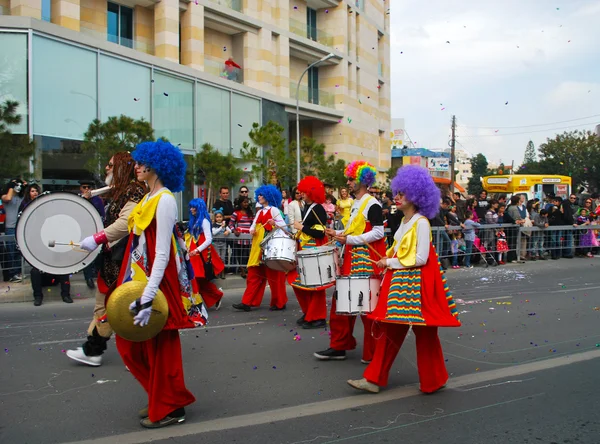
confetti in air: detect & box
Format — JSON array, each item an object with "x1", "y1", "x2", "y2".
[{"x1": 163, "y1": 92, "x2": 169, "y2": 97}]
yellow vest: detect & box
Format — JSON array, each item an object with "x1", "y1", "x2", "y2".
[
  {"x1": 344, "y1": 195, "x2": 374, "y2": 236},
  {"x1": 388, "y1": 216, "x2": 430, "y2": 268}
]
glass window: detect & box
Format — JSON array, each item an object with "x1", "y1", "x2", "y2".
[
  {"x1": 41, "y1": 0, "x2": 51, "y2": 22},
  {"x1": 231, "y1": 93, "x2": 260, "y2": 158},
  {"x1": 36, "y1": 135, "x2": 90, "y2": 184},
  {"x1": 153, "y1": 71, "x2": 194, "y2": 151},
  {"x1": 32, "y1": 36, "x2": 97, "y2": 140},
  {"x1": 308, "y1": 66, "x2": 319, "y2": 105},
  {"x1": 307, "y1": 8, "x2": 317, "y2": 41},
  {"x1": 0, "y1": 33, "x2": 28, "y2": 134},
  {"x1": 98, "y1": 55, "x2": 151, "y2": 122},
  {"x1": 196, "y1": 82, "x2": 230, "y2": 153},
  {"x1": 107, "y1": 2, "x2": 133, "y2": 48}
]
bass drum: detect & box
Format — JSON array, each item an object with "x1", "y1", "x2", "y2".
[{"x1": 16, "y1": 192, "x2": 104, "y2": 275}]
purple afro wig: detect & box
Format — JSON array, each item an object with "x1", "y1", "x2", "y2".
[{"x1": 391, "y1": 165, "x2": 440, "y2": 219}]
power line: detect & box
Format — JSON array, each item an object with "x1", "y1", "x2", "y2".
[
  {"x1": 457, "y1": 121, "x2": 597, "y2": 137},
  {"x1": 459, "y1": 113, "x2": 600, "y2": 130}
]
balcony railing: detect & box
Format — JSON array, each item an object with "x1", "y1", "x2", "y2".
[
  {"x1": 204, "y1": 58, "x2": 244, "y2": 84},
  {"x1": 289, "y1": 18, "x2": 334, "y2": 47},
  {"x1": 80, "y1": 27, "x2": 154, "y2": 54},
  {"x1": 206, "y1": 0, "x2": 242, "y2": 12},
  {"x1": 290, "y1": 81, "x2": 335, "y2": 109}
]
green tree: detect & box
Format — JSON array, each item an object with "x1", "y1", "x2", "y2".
[
  {"x1": 523, "y1": 140, "x2": 536, "y2": 164},
  {"x1": 240, "y1": 121, "x2": 295, "y2": 189},
  {"x1": 291, "y1": 137, "x2": 347, "y2": 188},
  {"x1": 467, "y1": 153, "x2": 489, "y2": 195},
  {"x1": 0, "y1": 100, "x2": 35, "y2": 179},
  {"x1": 192, "y1": 143, "x2": 243, "y2": 206},
  {"x1": 82, "y1": 115, "x2": 155, "y2": 177}
]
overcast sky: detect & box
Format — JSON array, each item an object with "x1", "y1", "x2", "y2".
[{"x1": 390, "y1": 0, "x2": 600, "y2": 166}]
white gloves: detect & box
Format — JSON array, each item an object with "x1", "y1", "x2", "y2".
[
  {"x1": 80, "y1": 236, "x2": 98, "y2": 252},
  {"x1": 129, "y1": 295, "x2": 154, "y2": 327}
]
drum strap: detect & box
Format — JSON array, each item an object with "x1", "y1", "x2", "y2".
[{"x1": 130, "y1": 298, "x2": 153, "y2": 315}]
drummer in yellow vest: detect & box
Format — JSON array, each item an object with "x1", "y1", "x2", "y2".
[{"x1": 314, "y1": 161, "x2": 387, "y2": 362}]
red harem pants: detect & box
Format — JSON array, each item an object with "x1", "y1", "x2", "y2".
[
  {"x1": 241, "y1": 265, "x2": 288, "y2": 309},
  {"x1": 328, "y1": 297, "x2": 375, "y2": 362},
  {"x1": 195, "y1": 278, "x2": 223, "y2": 308},
  {"x1": 294, "y1": 288, "x2": 327, "y2": 322},
  {"x1": 116, "y1": 330, "x2": 196, "y2": 422},
  {"x1": 363, "y1": 323, "x2": 448, "y2": 392}
]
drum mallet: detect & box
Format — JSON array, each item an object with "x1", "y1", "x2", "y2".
[{"x1": 48, "y1": 240, "x2": 80, "y2": 248}]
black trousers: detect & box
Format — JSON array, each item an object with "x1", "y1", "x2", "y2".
[{"x1": 30, "y1": 268, "x2": 70, "y2": 300}]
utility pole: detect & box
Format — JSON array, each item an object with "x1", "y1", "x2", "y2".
[{"x1": 450, "y1": 115, "x2": 456, "y2": 193}]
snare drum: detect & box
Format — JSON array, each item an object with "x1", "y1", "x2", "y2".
[
  {"x1": 260, "y1": 228, "x2": 297, "y2": 272},
  {"x1": 296, "y1": 245, "x2": 337, "y2": 288},
  {"x1": 335, "y1": 276, "x2": 381, "y2": 315}
]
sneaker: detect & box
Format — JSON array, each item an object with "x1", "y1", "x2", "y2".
[
  {"x1": 360, "y1": 359, "x2": 371, "y2": 364},
  {"x1": 33, "y1": 298, "x2": 42, "y2": 306},
  {"x1": 232, "y1": 302, "x2": 251, "y2": 312},
  {"x1": 296, "y1": 314, "x2": 306, "y2": 326},
  {"x1": 452, "y1": 265, "x2": 460, "y2": 269},
  {"x1": 269, "y1": 305, "x2": 286, "y2": 311},
  {"x1": 66, "y1": 347, "x2": 102, "y2": 367},
  {"x1": 302, "y1": 319, "x2": 326, "y2": 329},
  {"x1": 140, "y1": 415, "x2": 185, "y2": 429},
  {"x1": 62, "y1": 295, "x2": 73, "y2": 303},
  {"x1": 86, "y1": 279, "x2": 95, "y2": 289},
  {"x1": 9, "y1": 274, "x2": 22, "y2": 283},
  {"x1": 314, "y1": 348, "x2": 346, "y2": 360},
  {"x1": 215, "y1": 299, "x2": 222, "y2": 311},
  {"x1": 139, "y1": 405, "x2": 149, "y2": 419},
  {"x1": 464, "y1": 265, "x2": 473, "y2": 269},
  {"x1": 347, "y1": 378, "x2": 380, "y2": 393}
]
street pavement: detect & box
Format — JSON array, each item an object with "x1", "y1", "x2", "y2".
[{"x1": 1, "y1": 259, "x2": 600, "y2": 443}]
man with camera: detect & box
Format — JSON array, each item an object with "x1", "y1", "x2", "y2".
[{"x1": 1, "y1": 178, "x2": 27, "y2": 282}]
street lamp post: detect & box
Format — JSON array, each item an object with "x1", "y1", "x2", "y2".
[{"x1": 295, "y1": 53, "x2": 335, "y2": 183}]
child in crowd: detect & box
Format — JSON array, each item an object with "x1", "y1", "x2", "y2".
[
  {"x1": 575, "y1": 209, "x2": 594, "y2": 258},
  {"x1": 461, "y1": 211, "x2": 480, "y2": 268},
  {"x1": 496, "y1": 228, "x2": 508, "y2": 264},
  {"x1": 211, "y1": 209, "x2": 231, "y2": 278},
  {"x1": 531, "y1": 208, "x2": 549, "y2": 260},
  {"x1": 322, "y1": 194, "x2": 336, "y2": 228},
  {"x1": 451, "y1": 231, "x2": 466, "y2": 269}
]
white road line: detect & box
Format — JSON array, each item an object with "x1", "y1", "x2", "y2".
[
  {"x1": 31, "y1": 322, "x2": 265, "y2": 345},
  {"x1": 2, "y1": 318, "x2": 86, "y2": 329},
  {"x1": 64, "y1": 348, "x2": 600, "y2": 444},
  {"x1": 459, "y1": 295, "x2": 513, "y2": 302}
]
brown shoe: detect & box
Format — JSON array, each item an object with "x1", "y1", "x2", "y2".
[
  {"x1": 138, "y1": 405, "x2": 148, "y2": 418},
  {"x1": 140, "y1": 414, "x2": 185, "y2": 428}
]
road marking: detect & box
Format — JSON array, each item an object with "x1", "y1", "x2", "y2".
[
  {"x1": 2, "y1": 318, "x2": 86, "y2": 329},
  {"x1": 65, "y1": 348, "x2": 600, "y2": 444},
  {"x1": 31, "y1": 322, "x2": 265, "y2": 345}
]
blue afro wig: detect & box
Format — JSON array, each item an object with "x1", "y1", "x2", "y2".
[
  {"x1": 132, "y1": 140, "x2": 186, "y2": 192},
  {"x1": 391, "y1": 165, "x2": 440, "y2": 219},
  {"x1": 188, "y1": 198, "x2": 211, "y2": 238},
  {"x1": 255, "y1": 184, "x2": 282, "y2": 209}
]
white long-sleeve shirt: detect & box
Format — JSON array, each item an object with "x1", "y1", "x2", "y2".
[
  {"x1": 249, "y1": 206, "x2": 287, "y2": 231},
  {"x1": 193, "y1": 219, "x2": 213, "y2": 253},
  {"x1": 336, "y1": 194, "x2": 384, "y2": 245},
  {"x1": 287, "y1": 200, "x2": 303, "y2": 234},
  {"x1": 142, "y1": 189, "x2": 177, "y2": 300},
  {"x1": 387, "y1": 214, "x2": 430, "y2": 269}
]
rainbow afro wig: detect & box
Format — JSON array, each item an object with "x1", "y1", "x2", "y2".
[
  {"x1": 297, "y1": 176, "x2": 325, "y2": 204},
  {"x1": 345, "y1": 160, "x2": 377, "y2": 187},
  {"x1": 133, "y1": 140, "x2": 186, "y2": 192},
  {"x1": 391, "y1": 165, "x2": 440, "y2": 219},
  {"x1": 255, "y1": 184, "x2": 282, "y2": 209}
]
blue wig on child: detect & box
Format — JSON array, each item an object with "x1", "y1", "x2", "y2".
[
  {"x1": 254, "y1": 184, "x2": 282, "y2": 209},
  {"x1": 132, "y1": 140, "x2": 186, "y2": 192},
  {"x1": 188, "y1": 198, "x2": 211, "y2": 238}
]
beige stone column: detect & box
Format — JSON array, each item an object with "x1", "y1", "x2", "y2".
[
  {"x1": 134, "y1": 5, "x2": 154, "y2": 55},
  {"x1": 275, "y1": 34, "x2": 290, "y2": 97},
  {"x1": 154, "y1": 0, "x2": 179, "y2": 63},
  {"x1": 51, "y1": 0, "x2": 81, "y2": 31},
  {"x1": 180, "y1": 4, "x2": 203, "y2": 70},
  {"x1": 80, "y1": 0, "x2": 107, "y2": 39},
  {"x1": 0, "y1": 0, "x2": 11, "y2": 15},
  {"x1": 10, "y1": 0, "x2": 41, "y2": 19}
]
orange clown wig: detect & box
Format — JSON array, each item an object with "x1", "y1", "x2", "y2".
[{"x1": 297, "y1": 176, "x2": 326, "y2": 204}]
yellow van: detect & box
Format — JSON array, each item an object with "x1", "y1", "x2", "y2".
[{"x1": 481, "y1": 175, "x2": 572, "y2": 201}]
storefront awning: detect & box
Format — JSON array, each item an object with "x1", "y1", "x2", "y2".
[{"x1": 432, "y1": 177, "x2": 466, "y2": 193}]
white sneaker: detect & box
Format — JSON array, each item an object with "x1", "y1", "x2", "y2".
[
  {"x1": 66, "y1": 347, "x2": 102, "y2": 367},
  {"x1": 347, "y1": 378, "x2": 380, "y2": 393},
  {"x1": 10, "y1": 274, "x2": 23, "y2": 283},
  {"x1": 215, "y1": 299, "x2": 222, "y2": 311}
]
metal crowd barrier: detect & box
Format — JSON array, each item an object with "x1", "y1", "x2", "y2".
[{"x1": 0, "y1": 233, "x2": 26, "y2": 281}]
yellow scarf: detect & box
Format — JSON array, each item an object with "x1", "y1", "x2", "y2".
[
  {"x1": 128, "y1": 189, "x2": 173, "y2": 235},
  {"x1": 388, "y1": 216, "x2": 430, "y2": 267},
  {"x1": 343, "y1": 195, "x2": 374, "y2": 236},
  {"x1": 297, "y1": 225, "x2": 325, "y2": 248}
]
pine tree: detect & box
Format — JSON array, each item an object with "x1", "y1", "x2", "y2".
[{"x1": 523, "y1": 140, "x2": 536, "y2": 164}]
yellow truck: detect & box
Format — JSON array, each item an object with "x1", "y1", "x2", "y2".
[{"x1": 481, "y1": 174, "x2": 572, "y2": 201}]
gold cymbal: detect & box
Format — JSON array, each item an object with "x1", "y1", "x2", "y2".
[{"x1": 106, "y1": 281, "x2": 169, "y2": 342}]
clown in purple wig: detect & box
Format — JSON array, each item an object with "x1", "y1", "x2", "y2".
[{"x1": 391, "y1": 165, "x2": 440, "y2": 219}]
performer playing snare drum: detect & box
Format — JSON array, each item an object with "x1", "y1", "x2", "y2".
[
  {"x1": 232, "y1": 185, "x2": 288, "y2": 312},
  {"x1": 347, "y1": 165, "x2": 461, "y2": 394},
  {"x1": 314, "y1": 161, "x2": 386, "y2": 363},
  {"x1": 287, "y1": 176, "x2": 330, "y2": 329}
]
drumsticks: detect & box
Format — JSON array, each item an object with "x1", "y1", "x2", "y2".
[{"x1": 351, "y1": 252, "x2": 378, "y2": 264}]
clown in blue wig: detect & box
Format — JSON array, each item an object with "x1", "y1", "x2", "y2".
[
  {"x1": 188, "y1": 198, "x2": 211, "y2": 239},
  {"x1": 132, "y1": 140, "x2": 186, "y2": 192},
  {"x1": 254, "y1": 184, "x2": 282, "y2": 209}
]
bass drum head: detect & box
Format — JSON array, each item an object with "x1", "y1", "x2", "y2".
[{"x1": 16, "y1": 192, "x2": 104, "y2": 275}]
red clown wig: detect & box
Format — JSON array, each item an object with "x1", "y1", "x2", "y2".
[{"x1": 297, "y1": 176, "x2": 326, "y2": 204}]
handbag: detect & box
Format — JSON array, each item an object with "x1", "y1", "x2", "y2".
[
  {"x1": 521, "y1": 217, "x2": 533, "y2": 237},
  {"x1": 199, "y1": 249, "x2": 216, "y2": 281}
]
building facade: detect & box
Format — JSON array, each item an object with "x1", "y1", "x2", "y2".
[{"x1": 0, "y1": 0, "x2": 391, "y2": 212}]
